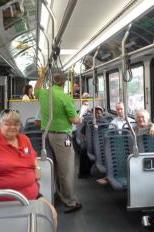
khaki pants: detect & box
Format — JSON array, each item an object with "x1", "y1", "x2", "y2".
[{"x1": 48, "y1": 133, "x2": 77, "y2": 206}]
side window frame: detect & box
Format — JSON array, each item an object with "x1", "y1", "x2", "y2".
[
  {"x1": 127, "y1": 62, "x2": 145, "y2": 115},
  {"x1": 107, "y1": 69, "x2": 120, "y2": 113}
]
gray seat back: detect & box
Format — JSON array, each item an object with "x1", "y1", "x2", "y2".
[
  {"x1": 104, "y1": 129, "x2": 133, "y2": 190},
  {"x1": 24, "y1": 117, "x2": 39, "y2": 132},
  {"x1": 137, "y1": 128, "x2": 154, "y2": 152},
  {"x1": 93, "y1": 123, "x2": 112, "y2": 173},
  {"x1": 0, "y1": 190, "x2": 55, "y2": 232},
  {"x1": 25, "y1": 130, "x2": 43, "y2": 156},
  {"x1": 128, "y1": 153, "x2": 154, "y2": 210},
  {"x1": 38, "y1": 157, "x2": 55, "y2": 203},
  {"x1": 85, "y1": 121, "x2": 95, "y2": 160}
]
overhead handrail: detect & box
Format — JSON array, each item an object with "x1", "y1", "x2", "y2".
[
  {"x1": 121, "y1": 24, "x2": 138, "y2": 156},
  {"x1": 40, "y1": 0, "x2": 56, "y2": 72},
  {"x1": 36, "y1": 0, "x2": 41, "y2": 69},
  {"x1": 38, "y1": 24, "x2": 50, "y2": 66},
  {"x1": 80, "y1": 43, "x2": 154, "y2": 77},
  {"x1": 79, "y1": 59, "x2": 84, "y2": 108},
  {"x1": 92, "y1": 47, "x2": 100, "y2": 125},
  {"x1": 41, "y1": 0, "x2": 55, "y2": 44},
  {"x1": 102, "y1": 70, "x2": 106, "y2": 113}
]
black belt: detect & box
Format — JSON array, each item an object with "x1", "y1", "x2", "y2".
[{"x1": 49, "y1": 131, "x2": 67, "y2": 134}]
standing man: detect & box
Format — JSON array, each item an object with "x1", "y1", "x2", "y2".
[
  {"x1": 110, "y1": 102, "x2": 135, "y2": 129},
  {"x1": 35, "y1": 69, "x2": 82, "y2": 213}
]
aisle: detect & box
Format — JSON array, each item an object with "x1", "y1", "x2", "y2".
[{"x1": 56, "y1": 177, "x2": 142, "y2": 232}]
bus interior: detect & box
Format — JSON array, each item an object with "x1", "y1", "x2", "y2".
[{"x1": 0, "y1": 0, "x2": 154, "y2": 231}]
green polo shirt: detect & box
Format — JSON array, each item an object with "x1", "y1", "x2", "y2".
[
  {"x1": 50, "y1": 85, "x2": 77, "y2": 133},
  {"x1": 35, "y1": 85, "x2": 77, "y2": 133},
  {"x1": 34, "y1": 88, "x2": 49, "y2": 130}
]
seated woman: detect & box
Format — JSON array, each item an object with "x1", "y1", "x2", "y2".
[
  {"x1": 134, "y1": 109, "x2": 154, "y2": 135},
  {"x1": 0, "y1": 109, "x2": 57, "y2": 226},
  {"x1": 22, "y1": 84, "x2": 34, "y2": 101}
]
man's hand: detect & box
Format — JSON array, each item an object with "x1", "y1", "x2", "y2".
[{"x1": 149, "y1": 124, "x2": 154, "y2": 136}]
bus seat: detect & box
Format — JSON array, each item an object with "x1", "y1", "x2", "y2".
[
  {"x1": 137, "y1": 129, "x2": 154, "y2": 152},
  {"x1": 122, "y1": 121, "x2": 137, "y2": 129},
  {"x1": 0, "y1": 189, "x2": 56, "y2": 232},
  {"x1": 94, "y1": 123, "x2": 117, "y2": 174},
  {"x1": 93, "y1": 123, "x2": 111, "y2": 173},
  {"x1": 128, "y1": 153, "x2": 154, "y2": 209},
  {"x1": 102, "y1": 115, "x2": 114, "y2": 123},
  {"x1": 24, "y1": 117, "x2": 39, "y2": 132},
  {"x1": 85, "y1": 121, "x2": 95, "y2": 161},
  {"x1": 104, "y1": 129, "x2": 133, "y2": 190},
  {"x1": 24, "y1": 130, "x2": 43, "y2": 156}
]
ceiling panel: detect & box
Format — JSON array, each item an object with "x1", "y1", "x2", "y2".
[{"x1": 58, "y1": 0, "x2": 134, "y2": 64}]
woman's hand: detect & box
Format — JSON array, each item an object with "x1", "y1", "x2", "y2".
[{"x1": 35, "y1": 166, "x2": 41, "y2": 180}]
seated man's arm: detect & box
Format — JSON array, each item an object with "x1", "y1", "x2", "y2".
[{"x1": 149, "y1": 123, "x2": 154, "y2": 135}]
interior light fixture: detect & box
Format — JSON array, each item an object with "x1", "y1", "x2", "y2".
[{"x1": 63, "y1": 0, "x2": 154, "y2": 71}]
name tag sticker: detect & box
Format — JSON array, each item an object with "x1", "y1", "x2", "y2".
[
  {"x1": 64, "y1": 137, "x2": 71, "y2": 147},
  {"x1": 24, "y1": 147, "x2": 30, "y2": 155}
]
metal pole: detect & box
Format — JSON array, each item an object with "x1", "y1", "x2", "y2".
[
  {"x1": 39, "y1": 24, "x2": 50, "y2": 66},
  {"x1": 121, "y1": 24, "x2": 139, "y2": 156},
  {"x1": 122, "y1": 24, "x2": 132, "y2": 116},
  {"x1": 36, "y1": 0, "x2": 40, "y2": 70},
  {"x1": 4, "y1": 76, "x2": 8, "y2": 109},
  {"x1": 92, "y1": 47, "x2": 99, "y2": 125},
  {"x1": 103, "y1": 70, "x2": 106, "y2": 112},
  {"x1": 79, "y1": 60, "x2": 83, "y2": 108},
  {"x1": 41, "y1": 0, "x2": 55, "y2": 44}
]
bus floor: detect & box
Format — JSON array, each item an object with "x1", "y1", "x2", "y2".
[{"x1": 56, "y1": 177, "x2": 143, "y2": 232}]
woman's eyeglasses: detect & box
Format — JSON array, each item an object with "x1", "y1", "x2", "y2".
[{"x1": 0, "y1": 109, "x2": 19, "y2": 116}]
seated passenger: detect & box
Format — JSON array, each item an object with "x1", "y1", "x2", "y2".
[
  {"x1": 91, "y1": 106, "x2": 105, "y2": 121},
  {"x1": 22, "y1": 84, "x2": 34, "y2": 101},
  {"x1": 110, "y1": 102, "x2": 134, "y2": 129},
  {"x1": 79, "y1": 92, "x2": 90, "y2": 118},
  {"x1": 0, "y1": 109, "x2": 39, "y2": 200},
  {"x1": 97, "y1": 102, "x2": 134, "y2": 185},
  {"x1": 0, "y1": 109, "x2": 57, "y2": 227},
  {"x1": 73, "y1": 83, "x2": 80, "y2": 98},
  {"x1": 134, "y1": 109, "x2": 154, "y2": 135}
]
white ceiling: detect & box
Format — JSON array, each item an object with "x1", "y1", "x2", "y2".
[{"x1": 49, "y1": 0, "x2": 134, "y2": 65}]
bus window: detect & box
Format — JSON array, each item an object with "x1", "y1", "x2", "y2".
[
  {"x1": 64, "y1": 80, "x2": 71, "y2": 94},
  {"x1": 127, "y1": 65, "x2": 144, "y2": 115},
  {"x1": 87, "y1": 78, "x2": 93, "y2": 97},
  {"x1": 98, "y1": 75, "x2": 104, "y2": 97},
  {"x1": 3, "y1": 2, "x2": 23, "y2": 30},
  {"x1": 108, "y1": 71, "x2": 120, "y2": 111}
]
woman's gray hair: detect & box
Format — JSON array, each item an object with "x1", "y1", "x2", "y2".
[
  {"x1": 0, "y1": 110, "x2": 21, "y2": 125},
  {"x1": 135, "y1": 109, "x2": 150, "y2": 122}
]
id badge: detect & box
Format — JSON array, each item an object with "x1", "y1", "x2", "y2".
[{"x1": 64, "y1": 136, "x2": 71, "y2": 147}]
